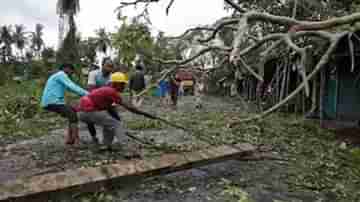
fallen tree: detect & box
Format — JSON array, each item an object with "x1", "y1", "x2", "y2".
[{"x1": 119, "y1": 0, "x2": 360, "y2": 124}]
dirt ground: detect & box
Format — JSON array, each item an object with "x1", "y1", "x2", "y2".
[{"x1": 1, "y1": 95, "x2": 359, "y2": 202}]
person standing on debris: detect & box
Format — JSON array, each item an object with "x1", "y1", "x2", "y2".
[
  {"x1": 194, "y1": 76, "x2": 205, "y2": 109},
  {"x1": 178, "y1": 80, "x2": 185, "y2": 98},
  {"x1": 169, "y1": 75, "x2": 181, "y2": 109},
  {"x1": 129, "y1": 64, "x2": 146, "y2": 107},
  {"x1": 41, "y1": 64, "x2": 88, "y2": 145},
  {"x1": 77, "y1": 72, "x2": 155, "y2": 151},
  {"x1": 159, "y1": 78, "x2": 170, "y2": 106},
  {"x1": 87, "y1": 59, "x2": 114, "y2": 91}
]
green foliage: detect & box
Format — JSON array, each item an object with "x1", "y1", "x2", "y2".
[
  {"x1": 79, "y1": 37, "x2": 97, "y2": 64},
  {"x1": 231, "y1": 115, "x2": 360, "y2": 201},
  {"x1": 0, "y1": 25, "x2": 14, "y2": 63},
  {"x1": 0, "y1": 81, "x2": 65, "y2": 141},
  {"x1": 30, "y1": 24, "x2": 44, "y2": 57},
  {"x1": 112, "y1": 18, "x2": 154, "y2": 68},
  {"x1": 220, "y1": 178, "x2": 255, "y2": 202},
  {"x1": 95, "y1": 28, "x2": 111, "y2": 55},
  {"x1": 13, "y1": 24, "x2": 27, "y2": 55},
  {"x1": 41, "y1": 47, "x2": 56, "y2": 66}
]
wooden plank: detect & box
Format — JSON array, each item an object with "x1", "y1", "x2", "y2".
[{"x1": 0, "y1": 143, "x2": 255, "y2": 202}]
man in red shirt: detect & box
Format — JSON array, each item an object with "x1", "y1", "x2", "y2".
[{"x1": 77, "y1": 72, "x2": 154, "y2": 151}]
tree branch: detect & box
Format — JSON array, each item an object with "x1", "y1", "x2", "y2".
[
  {"x1": 243, "y1": 11, "x2": 360, "y2": 32},
  {"x1": 118, "y1": 0, "x2": 159, "y2": 9},
  {"x1": 230, "y1": 33, "x2": 346, "y2": 125},
  {"x1": 167, "y1": 27, "x2": 215, "y2": 39},
  {"x1": 136, "y1": 46, "x2": 231, "y2": 97},
  {"x1": 154, "y1": 46, "x2": 231, "y2": 65},
  {"x1": 348, "y1": 33, "x2": 355, "y2": 72},
  {"x1": 239, "y1": 33, "x2": 284, "y2": 57},
  {"x1": 230, "y1": 17, "x2": 249, "y2": 62},
  {"x1": 238, "y1": 57, "x2": 264, "y2": 82},
  {"x1": 166, "y1": 0, "x2": 175, "y2": 15},
  {"x1": 292, "y1": 0, "x2": 298, "y2": 19},
  {"x1": 198, "y1": 18, "x2": 240, "y2": 43},
  {"x1": 224, "y1": 0, "x2": 247, "y2": 13},
  {"x1": 283, "y1": 34, "x2": 310, "y2": 96}
]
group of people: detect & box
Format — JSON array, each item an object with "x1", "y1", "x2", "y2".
[
  {"x1": 40, "y1": 61, "x2": 151, "y2": 151},
  {"x1": 158, "y1": 75, "x2": 182, "y2": 108},
  {"x1": 40, "y1": 60, "x2": 206, "y2": 150},
  {"x1": 158, "y1": 74, "x2": 205, "y2": 109}
]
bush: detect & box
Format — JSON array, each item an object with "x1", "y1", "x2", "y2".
[{"x1": 0, "y1": 64, "x2": 15, "y2": 85}]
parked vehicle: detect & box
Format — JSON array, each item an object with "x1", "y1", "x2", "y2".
[{"x1": 176, "y1": 68, "x2": 195, "y2": 95}]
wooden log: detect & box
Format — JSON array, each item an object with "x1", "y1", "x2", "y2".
[{"x1": 0, "y1": 143, "x2": 256, "y2": 202}]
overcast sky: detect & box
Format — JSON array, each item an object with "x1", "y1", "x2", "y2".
[{"x1": 0, "y1": 0, "x2": 228, "y2": 48}]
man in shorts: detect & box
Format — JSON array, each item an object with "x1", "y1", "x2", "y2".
[{"x1": 41, "y1": 63, "x2": 88, "y2": 145}]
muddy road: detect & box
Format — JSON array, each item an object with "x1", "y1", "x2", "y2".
[{"x1": 1, "y1": 96, "x2": 358, "y2": 202}]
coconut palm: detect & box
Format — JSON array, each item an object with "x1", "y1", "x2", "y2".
[
  {"x1": 0, "y1": 25, "x2": 13, "y2": 63},
  {"x1": 95, "y1": 28, "x2": 111, "y2": 56},
  {"x1": 31, "y1": 24, "x2": 44, "y2": 59},
  {"x1": 56, "y1": 0, "x2": 80, "y2": 45},
  {"x1": 79, "y1": 37, "x2": 97, "y2": 63},
  {"x1": 13, "y1": 25, "x2": 28, "y2": 60}
]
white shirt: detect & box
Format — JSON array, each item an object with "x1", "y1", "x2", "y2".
[{"x1": 87, "y1": 69, "x2": 109, "y2": 87}]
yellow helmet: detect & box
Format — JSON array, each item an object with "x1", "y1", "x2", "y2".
[{"x1": 111, "y1": 72, "x2": 128, "y2": 84}]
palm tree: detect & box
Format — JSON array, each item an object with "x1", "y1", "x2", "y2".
[
  {"x1": 31, "y1": 24, "x2": 44, "y2": 59},
  {"x1": 13, "y1": 25, "x2": 27, "y2": 61},
  {"x1": 56, "y1": 0, "x2": 80, "y2": 46},
  {"x1": 95, "y1": 28, "x2": 111, "y2": 56},
  {"x1": 0, "y1": 25, "x2": 13, "y2": 63},
  {"x1": 79, "y1": 37, "x2": 97, "y2": 63},
  {"x1": 42, "y1": 47, "x2": 56, "y2": 64}
]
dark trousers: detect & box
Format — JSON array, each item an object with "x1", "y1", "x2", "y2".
[
  {"x1": 44, "y1": 104, "x2": 78, "y2": 126},
  {"x1": 86, "y1": 107, "x2": 121, "y2": 140}
]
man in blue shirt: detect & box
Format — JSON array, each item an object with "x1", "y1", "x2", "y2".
[
  {"x1": 87, "y1": 59, "x2": 114, "y2": 91},
  {"x1": 41, "y1": 63, "x2": 88, "y2": 145}
]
